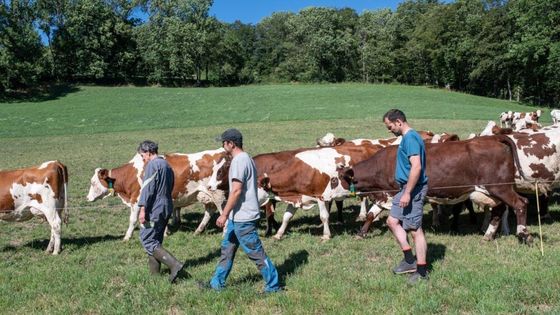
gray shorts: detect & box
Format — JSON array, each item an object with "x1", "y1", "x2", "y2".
[{"x1": 390, "y1": 183, "x2": 428, "y2": 230}]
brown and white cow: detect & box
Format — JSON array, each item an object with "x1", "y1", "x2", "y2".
[
  {"x1": 337, "y1": 135, "x2": 532, "y2": 243},
  {"x1": 255, "y1": 131, "x2": 439, "y2": 240},
  {"x1": 87, "y1": 149, "x2": 229, "y2": 240},
  {"x1": 0, "y1": 161, "x2": 68, "y2": 255},
  {"x1": 510, "y1": 110, "x2": 542, "y2": 131},
  {"x1": 314, "y1": 131, "x2": 436, "y2": 222},
  {"x1": 257, "y1": 134, "x2": 436, "y2": 240}
]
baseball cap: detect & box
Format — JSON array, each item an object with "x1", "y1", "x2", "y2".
[{"x1": 216, "y1": 128, "x2": 243, "y2": 145}]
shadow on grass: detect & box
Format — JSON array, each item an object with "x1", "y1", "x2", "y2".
[
  {"x1": 1, "y1": 234, "x2": 122, "y2": 253},
  {"x1": 272, "y1": 204, "x2": 389, "y2": 238},
  {"x1": 427, "y1": 243, "x2": 446, "y2": 271},
  {"x1": 0, "y1": 85, "x2": 81, "y2": 103},
  {"x1": 184, "y1": 248, "x2": 221, "y2": 269},
  {"x1": 230, "y1": 249, "x2": 310, "y2": 288}
]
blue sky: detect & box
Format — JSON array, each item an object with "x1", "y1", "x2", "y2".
[{"x1": 208, "y1": 0, "x2": 407, "y2": 24}]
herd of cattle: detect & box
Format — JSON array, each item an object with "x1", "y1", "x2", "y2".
[{"x1": 2, "y1": 109, "x2": 560, "y2": 255}]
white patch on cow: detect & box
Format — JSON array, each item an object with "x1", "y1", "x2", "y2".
[
  {"x1": 207, "y1": 158, "x2": 227, "y2": 191},
  {"x1": 351, "y1": 136, "x2": 401, "y2": 146},
  {"x1": 183, "y1": 148, "x2": 225, "y2": 173},
  {"x1": 467, "y1": 133, "x2": 476, "y2": 139},
  {"x1": 38, "y1": 161, "x2": 56, "y2": 169},
  {"x1": 317, "y1": 133, "x2": 336, "y2": 146},
  {"x1": 508, "y1": 128, "x2": 560, "y2": 192},
  {"x1": 480, "y1": 121, "x2": 496, "y2": 136},
  {"x1": 430, "y1": 134, "x2": 441, "y2": 143},
  {"x1": 484, "y1": 222, "x2": 498, "y2": 238},
  {"x1": 130, "y1": 153, "x2": 145, "y2": 185},
  {"x1": 296, "y1": 148, "x2": 351, "y2": 176},
  {"x1": 5, "y1": 180, "x2": 56, "y2": 222},
  {"x1": 87, "y1": 168, "x2": 109, "y2": 202}
]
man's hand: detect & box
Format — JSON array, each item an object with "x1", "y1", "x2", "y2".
[
  {"x1": 216, "y1": 214, "x2": 228, "y2": 228},
  {"x1": 399, "y1": 192, "x2": 411, "y2": 208},
  {"x1": 138, "y1": 206, "x2": 146, "y2": 225}
]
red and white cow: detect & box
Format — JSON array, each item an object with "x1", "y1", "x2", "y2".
[
  {"x1": 0, "y1": 161, "x2": 68, "y2": 255},
  {"x1": 258, "y1": 133, "x2": 437, "y2": 240},
  {"x1": 511, "y1": 110, "x2": 542, "y2": 131},
  {"x1": 87, "y1": 149, "x2": 229, "y2": 240},
  {"x1": 499, "y1": 111, "x2": 513, "y2": 128},
  {"x1": 337, "y1": 135, "x2": 532, "y2": 243}
]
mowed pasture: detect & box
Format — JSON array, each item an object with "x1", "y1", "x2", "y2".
[{"x1": 1, "y1": 84, "x2": 559, "y2": 314}]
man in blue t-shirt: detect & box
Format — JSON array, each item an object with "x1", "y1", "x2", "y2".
[{"x1": 383, "y1": 109, "x2": 429, "y2": 284}]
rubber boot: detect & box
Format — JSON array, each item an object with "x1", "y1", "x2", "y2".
[
  {"x1": 153, "y1": 247, "x2": 185, "y2": 283},
  {"x1": 148, "y1": 255, "x2": 161, "y2": 275}
]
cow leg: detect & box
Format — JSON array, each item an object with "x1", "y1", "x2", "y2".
[
  {"x1": 431, "y1": 203, "x2": 441, "y2": 228},
  {"x1": 481, "y1": 206, "x2": 491, "y2": 233},
  {"x1": 318, "y1": 201, "x2": 331, "y2": 241},
  {"x1": 264, "y1": 202, "x2": 279, "y2": 237},
  {"x1": 194, "y1": 204, "x2": 216, "y2": 235},
  {"x1": 124, "y1": 205, "x2": 140, "y2": 241},
  {"x1": 40, "y1": 205, "x2": 62, "y2": 255},
  {"x1": 356, "y1": 204, "x2": 383, "y2": 239},
  {"x1": 356, "y1": 197, "x2": 368, "y2": 222},
  {"x1": 450, "y1": 203, "x2": 463, "y2": 233},
  {"x1": 539, "y1": 194, "x2": 552, "y2": 221},
  {"x1": 483, "y1": 204, "x2": 507, "y2": 241},
  {"x1": 165, "y1": 207, "x2": 181, "y2": 236},
  {"x1": 273, "y1": 205, "x2": 297, "y2": 240},
  {"x1": 501, "y1": 207, "x2": 510, "y2": 236},
  {"x1": 487, "y1": 188, "x2": 530, "y2": 243},
  {"x1": 335, "y1": 200, "x2": 344, "y2": 223},
  {"x1": 465, "y1": 200, "x2": 477, "y2": 225}
]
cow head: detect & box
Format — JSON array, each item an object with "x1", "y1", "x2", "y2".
[
  {"x1": 336, "y1": 166, "x2": 354, "y2": 191},
  {"x1": 87, "y1": 168, "x2": 115, "y2": 202},
  {"x1": 316, "y1": 133, "x2": 346, "y2": 147},
  {"x1": 207, "y1": 154, "x2": 231, "y2": 191}
]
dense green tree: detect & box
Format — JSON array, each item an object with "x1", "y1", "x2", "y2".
[
  {"x1": 0, "y1": 0, "x2": 43, "y2": 91},
  {"x1": 359, "y1": 9, "x2": 396, "y2": 83}
]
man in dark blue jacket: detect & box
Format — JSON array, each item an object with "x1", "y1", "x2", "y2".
[{"x1": 137, "y1": 140, "x2": 185, "y2": 283}]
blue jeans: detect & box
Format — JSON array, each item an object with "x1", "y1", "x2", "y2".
[{"x1": 210, "y1": 219, "x2": 280, "y2": 292}]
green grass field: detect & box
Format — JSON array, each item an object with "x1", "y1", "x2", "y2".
[{"x1": 1, "y1": 84, "x2": 559, "y2": 314}]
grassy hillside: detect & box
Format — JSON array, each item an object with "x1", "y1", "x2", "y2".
[{"x1": 0, "y1": 84, "x2": 558, "y2": 314}]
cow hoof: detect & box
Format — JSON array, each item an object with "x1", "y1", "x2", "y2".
[
  {"x1": 272, "y1": 235, "x2": 282, "y2": 241},
  {"x1": 193, "y1": 230, "x2": 202, "y2": 235},
  {"x1": 518, "y1": 234, "x2": 533, "y2": 246},
  {"x1": 354, "y1": 234, "x2": 365, "y2": 240},
  {"x1": 123, "y1": 236, "x2": 131, "y2": 241},
  {"x1": 356, "y1": 216, "x2": 366, "y2": 222},
  {"x1": 320, "y1": 236, "x2": 331, "y2": 242},
  {"x1": 481, "y1": 235, "x2": 493, "y2": 242}
]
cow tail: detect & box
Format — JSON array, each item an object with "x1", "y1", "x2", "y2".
[
  {"x1": 58, "y1": 161, "x2": 69, "y2": 225},
  {"x1": 498, "y1": 135, "x2": 528, "y2": 181}
]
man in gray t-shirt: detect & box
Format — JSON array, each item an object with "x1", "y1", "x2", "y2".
[
  {"x1": 200, "y1": 128, "x2": 280, "y2": 293},
  {"x1": 227, "y1": 151, "x2": 260, "y2": 222}
]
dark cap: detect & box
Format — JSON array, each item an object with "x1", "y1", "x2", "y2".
[{"x1": 216, "y1": 128, "x2": 243, "y2": 146}]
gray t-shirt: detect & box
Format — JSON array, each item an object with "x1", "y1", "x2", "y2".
[{"x1": 228, "y1": 152, "x2": 260, "y2": 222}]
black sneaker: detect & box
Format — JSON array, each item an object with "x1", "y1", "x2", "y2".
[
  {"x1": 392, "y1": 259, "x2": 417, "y2": 274},
  {"x1": 407, "y1": 271, "x2": 429, "y2": 285}
]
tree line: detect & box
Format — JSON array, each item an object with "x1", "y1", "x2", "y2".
[{"x1": 1, "y1": 0, "x2": 559, "y2": 105}]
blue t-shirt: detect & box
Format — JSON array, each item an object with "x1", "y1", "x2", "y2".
[{"x1": 395, "y1": 129, "x2": 428, "y2": 186}]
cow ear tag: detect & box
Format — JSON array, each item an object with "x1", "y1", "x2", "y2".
[
  {"x1": 349, "y1": 183, "x2": 356, "y2": 197},
  {"x1": 108, "y1": 180, "x2": 115, "y2": 196}
]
